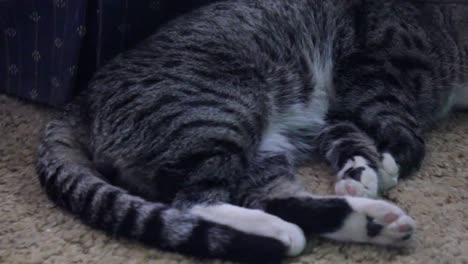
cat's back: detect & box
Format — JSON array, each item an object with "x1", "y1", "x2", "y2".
[
  {"x1": 81, "y1": 0, "x2": 362, "y2": 168},
  {"x1": 86, "y1": 0, "x2": 355, "y2": 113}
]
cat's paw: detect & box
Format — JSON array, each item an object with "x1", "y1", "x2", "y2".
[
  {"x1": 378, "y1": 153, "x2": 399, "y2": 192},
  {"x1": 335, "y1": 179, "x2": 369, "y2": 197},
  {"x1": 347, "y1": 197, "x2": 415, "y2": 246},
  {"x1": 335, "y1": 156, "x2": 379, "y2": 198},
  {"x1": 324, "y1": 197, "x2": 415, "y2": 246},
  {"x1": 191, "y1": 204, "x2": 306, "y2": 256}
]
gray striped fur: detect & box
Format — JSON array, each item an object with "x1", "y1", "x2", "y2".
[{"x1": 37, "y1": 0, "x2": 467, "y2": 262}]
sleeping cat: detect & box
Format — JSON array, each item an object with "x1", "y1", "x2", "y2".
[{"x1": 36, "y1": 0, "x2": 467, "y2": 262}]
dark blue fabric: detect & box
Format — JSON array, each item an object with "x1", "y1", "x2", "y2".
[
  {"x1": 0, "y1": 0, "x2": 87, "y2": 106},
  {"x1": 0, "y1": 0, "x2": 219, "y2": 107}
]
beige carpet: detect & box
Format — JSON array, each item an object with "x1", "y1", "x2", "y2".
[{"x1": 1, "y1": 94, "x2": 467, "y2": 264}]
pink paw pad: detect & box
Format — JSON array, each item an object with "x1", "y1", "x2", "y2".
[
  {"x1": 383, "y1": 213, "x2": 399, "y2": 223},
  {"x1": 346, "y1": 184, "x2": 357, "y2": 196},
  {"x1": 398, "y1": 224, "x2": 412, "y2": 233}
]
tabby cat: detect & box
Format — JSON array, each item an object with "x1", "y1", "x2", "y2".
[{"x1": 36, "y1": 0, "x2": 468, "y2": 262}]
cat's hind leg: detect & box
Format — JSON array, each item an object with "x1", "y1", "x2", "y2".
[
  {"x1": 172, "y1": 188, "x2": 306, "y2": 258},
  {"x1": 169, "y1": 150, "x2": 306, "y2": 258}
]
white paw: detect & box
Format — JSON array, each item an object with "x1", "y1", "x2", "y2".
[
  {"x1": 346, "y1": 197, "x2": 416, "y2": 246},
  {"x1": 191, "y1": 204, "x2": 306, "y2": 256},
  {"x1": 335, "y1": 156, "x2": 379, "y2": 198},
  {"x1": 379, "y1": 153, "x2": 399, "y2": 192},
  {"x1": 273, "y1": 219, "x2": 307, "y2": 256}
]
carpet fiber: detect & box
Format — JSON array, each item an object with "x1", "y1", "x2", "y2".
[{"x1": 1, "y1": 94, "x2": 467, "y2": 263}]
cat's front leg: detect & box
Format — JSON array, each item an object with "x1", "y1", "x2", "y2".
[{"x1": 314, "y1": 121, "x2": 396, "y2": 197}]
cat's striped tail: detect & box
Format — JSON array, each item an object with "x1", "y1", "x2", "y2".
[{"x1": 35, "y1": 110, "x2": 297, "y2": 263}]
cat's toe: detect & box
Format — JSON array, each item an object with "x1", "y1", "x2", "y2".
[
  {"x1": 378, "y1": 153, "x2": 399, "y2": 192},
  {"x1": 381, "y1": 153, "x2": 399, "y2": 175},
  {"x1": 275, "y1": 221, "x2": 307, "y2": 256},
  {"x1": 253, "y1": 211, "x2": 306, "y2": 256},
  {"x1": 347, "y1": 197, "x2": 416, "y2": 246},
  {"x1": 385, "y1": 214, "x2": 415, "y2": 242},
  {"x1": 335, "y1": 179, "x2": 368, "y2": 197},
  {"x1": 366, "y1": 213, "x2": 416, "y2": 246}
]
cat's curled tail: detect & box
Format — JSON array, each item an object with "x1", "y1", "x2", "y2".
[{"x1": 35, "y1": 101, "x2": 303, "y2": 263}]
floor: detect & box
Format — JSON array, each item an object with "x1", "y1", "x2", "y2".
[{"x1": 1, "y1": 94, "x2": 467, "y2": 264}]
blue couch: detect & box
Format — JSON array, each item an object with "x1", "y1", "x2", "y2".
[{"x1": 0, "y1": 0, "x2": 218, "y2": 107}]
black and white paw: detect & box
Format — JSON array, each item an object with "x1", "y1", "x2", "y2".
[
  {"x1": 325, "y1": 197, "x2": 416, "y2": 246},
  {"x1": 191, "y1": 204, "x2": 306, "y2": 256},
  {"x1": 378, "y1": 153, "x2": 400, "y2": 192},
  {"x1": 335, "y1": 156, "x2": 379, "y2": 198}
]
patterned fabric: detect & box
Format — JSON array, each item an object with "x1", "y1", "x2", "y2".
[
  {"x1": 0, "y1": 0, "x2": 87, "y2": 106},
  {"x1": 0, "y1": 0, "x2": 218, "y2": 107}
]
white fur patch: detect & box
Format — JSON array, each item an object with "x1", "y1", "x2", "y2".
[
  {"x1": 259, "y1": 128, "x2": 295, "y2": 154},
  {"x1": 324, "y1": 197, "x2": 416, "y2": 246},
  {"x1": 335, "y1": 156, "x2": 379, "y2": 198},
  {"x1": 190, "y1": 204, "x2": 306, "y2": 256},
  {"x1": 258, "y1": 103, "x2": 327, "y2": 157},
  {"x1": 259, "y1": 44, "x2": 333, "y2": 158},
  {"x1": 379, "y1": 153, "x2": 399, "y2": 191}
]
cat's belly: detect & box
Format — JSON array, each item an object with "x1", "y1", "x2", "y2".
[
  {"x1": 258, "y1": 103, "x2": 328, "y2": 158},
  {"x1": 259, "y1": 45, "x2": 333, "y2": 158}
]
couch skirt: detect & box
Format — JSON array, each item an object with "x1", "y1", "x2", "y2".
[{"x1": 0, "y1": 0, "x2": 218, "y2": 107}]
